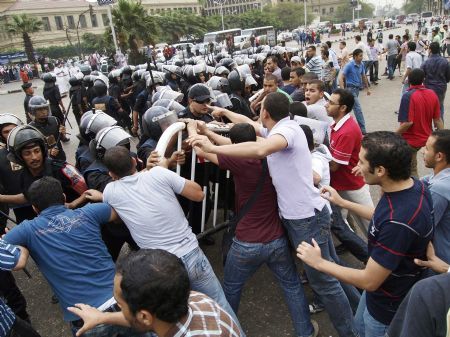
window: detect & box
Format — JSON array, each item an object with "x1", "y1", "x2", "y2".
[
  {"x1": 67, "y1": 15, "x2": 75, "y2": 29},
  {"x1": 330, "y1": 7, "x2": 334, "y2": 13},
  {"x1": 41, "y1": 17, "x2": 51, "y2": 31},
  {"x1": 322, "y1": 8, "x2": 326, "y2": 14},
  {"x1": 91, "y1": 14, "x2": 98, "y2": 27},
  {"x1": 79, "y1": 14, "x2": 87, "y2": 28},
  {"x1": 55, "y1": 16, "x2": 63, "y2": 30},
  {"x1": 102, "y1": 13, "x2": 109, "y2": 26}
]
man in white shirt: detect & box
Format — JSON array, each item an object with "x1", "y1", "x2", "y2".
[
  {"x1": 84, "y1": 146, "x2": 242, "y2": 331},
  {"x1": 303, "y1": 80, "x2": 333, "y2": 125},
  {"x1": 354, "y1": 35, "x2": 371, "y2": 75},
  {"x1": 339, "y1": 41, "x2": 350, "y2": 68},
  {"x1": 401, "y1": 41, "x2": 423, "y2": 95}
]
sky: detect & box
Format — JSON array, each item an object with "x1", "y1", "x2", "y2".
[{"x1": 367, "y1": 0, "x2": 404, "y2": 9}]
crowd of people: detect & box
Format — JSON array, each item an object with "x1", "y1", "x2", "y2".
[{"x1": 0, "y1": 21, "x2": 449, "y2": 337}]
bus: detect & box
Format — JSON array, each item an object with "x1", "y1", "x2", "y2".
[
  {"x1": 408, "y1": 12, "x2": 420, "y2": 22},
  {"x1": 204, "y1": 28, "x2": 242, "y2": 44},
  {"x1": 241, "y1": 26, "x2": 274, "y2": 37},
  {"x1": 421, "y1": 11, "x2": 433, "y2": 19}
]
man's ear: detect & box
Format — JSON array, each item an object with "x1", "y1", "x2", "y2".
[
  {"x1": 108, "y1": 171, "x2": 119, "y2": 181},
  {"x1": 136, "y1": 309, "x2": 154, "y2": 328}
]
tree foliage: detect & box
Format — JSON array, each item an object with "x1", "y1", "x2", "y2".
[
  {"x1": 327, "y1": 1, "x2": 375, "y2": 23},
  {"x1": 6, "y1": 14, "x2": 43, "y2": 63},
  {"x1": 402, "y1": 0, "x2": 426, "y2": 14}
]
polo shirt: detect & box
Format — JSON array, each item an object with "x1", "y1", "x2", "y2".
[
  {"x1": 367, "y1": 179, "x2": 434, "y2": 325},
  {"x1": 398, "y1": 85, "x2": 440, "y2": 148},
  {"x1": 165, "y1": 291, "x2": 241, "y2": 337},
  {"x1": 306, "y1": 55, "x2": 323, "y2": 77},
  {"x1": 343, "y1": 60, "x2": 365, "y2": 88},
  {"x1": 421, "y1": 54, "x2": 450, "y2": 93},
  {"x1": 4, "y1": 203, "x2": 115, "y2": 321},
  {"x1": 329, "y1": 114, "x2": 365, "y2": 191}
]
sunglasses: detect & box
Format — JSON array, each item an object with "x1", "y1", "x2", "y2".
[{"x1": 194, "y1": 99, "x2": 211, "y2": 104}]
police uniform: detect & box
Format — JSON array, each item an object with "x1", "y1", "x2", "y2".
[
  {"x1": 92, "y1": 95, "x2": 123, "y2": 125},
  {"x1": 23, "y1": 93, "x2": 33, "y2": 124},
  {"x1": 43, "y1": 84, "x2": 64, "y2": 123},
  {"x1": 30, "y1": 117, "x2": 66, "y2": 162},
  {"x1": 229, "y1": 93, "x2": 253, "y2": 119},
  {"x1": 133, "y1": 89, "x2": 152, "y2": 130},
  {"x1": 69, "y1": 85, "x2": 88, "y2": 126}
]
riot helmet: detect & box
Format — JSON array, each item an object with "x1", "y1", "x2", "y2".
[
  {"x1": 79, "y1": 110, "x2": 117, "y2": 142},
  {"x1": 28, "y1": 96, "x2": 50, "y2": 118},
  {"x1": 152, "y1": 99, "x2": 185, "y2": 114},
  {"x1": 227, "y1": 69, "x2": 245, "y2": 93},
  {"x1": 214, "y1": 66, "x2": 230, "y2": 77},
  {"x1": 93, "y1": 79, "x2": 108, "y2": 97},
  {"x1": 90, "y1": 126, "x2": 131, "y2": 160},
  {"x1": 6, "y1": 125, "x2": 47, "y2": 165},
  {"x1": 0, "y1": 114, "x2": 23, "y2": 143},
  {"x1": 69, "y1": 76, "x2": 82, "y2": 86},
  {"x1": 142, "y1": 106, "x2": 177, "y2": 140},
  {"x1": 41, "y1": 72, "x2": 56, "y2": 83}
]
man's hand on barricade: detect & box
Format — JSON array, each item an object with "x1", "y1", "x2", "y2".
[
  {"x1": 169, "y1": 150, "x2": 186, "y2": 168},
  {"x1": 187, "y1": 135, "x2": 215, "y2": 153},
  {"x1": 147, "y1": 151, "x2": 170, "y2": 169},
  {"x1": 67, "y1": 303, "x2": 104, "y2": 336}
]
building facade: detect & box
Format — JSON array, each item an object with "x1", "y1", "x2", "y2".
[
  {"x1": 0, "y1": 0, "x2": 201, "y2": 51},
  {"x1": 270, "y1": 0, "x2": 348, "y2": 18},
  {"x1": 202, "y1": 0, "x2": 264, "y2": 16}
]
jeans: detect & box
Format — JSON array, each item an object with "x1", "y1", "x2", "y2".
[
  {"x1": 355, "y1": 292, "x2": 389, "y2": 337},
  {"x1": 338, "y1": 184, "x2": 374, "y2": 234},
  {"x1": 282, "y1": 207, "x2": 357, "y2": 337},
  {"x1": 387, "y1": 54, "x2": 397, "y2": 79},
  {"x1": 330, "y1": 204, "x2": 368, "y2": 263},
  {"x1": 180, "y1": 247, "x2": 243, "y2": 334},
  {"x1": 369, "y1": 61, "x2": 379, "y2": 82},
  {"x1": 347, "y1": 86, "x2": 367, "y2": 134},
  {"x1": 223, "y1": 237, "x2": 313, "y2": 337},
  {"x1": 363, "y1": 61, "x2": 372, "y2": 76},
  {"x1": 435, "y1": 90, "x2": 446, "y2": 119}
]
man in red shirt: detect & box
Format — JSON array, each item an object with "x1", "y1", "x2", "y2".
[
  {"x1": 186, "y1": 120, "x2": 318, "y2": 337},
  {"x1": 396, "y1": 68, "x2": 444, "y2": 177},
  {"x1": 325, "y1": 89, "x2": 374, "y2": 233}
]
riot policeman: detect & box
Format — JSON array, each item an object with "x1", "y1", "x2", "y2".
[
  {"x1": 84, "y1": 126, "x2": 141, "y2": 260},
  {"x1": 68, "y1": 74, "x2": 89, "y2": 126},
  {"x1": 21, "y1": 82, "x2": 34, "y2": 123},
  {"x1": 178, "y1": 84, "x2": 214, "y2": 123},
  {"x1": 227, "y1": 69, "x2": 253, "y2": 119},
  {"x1": 91, "y1": 79, "x2": 127, "y2": 128},
  {"x1": 42, "y1": 73, "x2": 69, "y2": 142},
  {"x1": 28, "y1": 95, "x2": 67, "y2": 162}
]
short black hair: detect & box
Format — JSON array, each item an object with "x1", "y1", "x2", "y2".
[
  {"x1": 340, "y1": 41, "x2": 346, "y2": 46},
  {"x1": 117, "y1": 249, "x2": 190, "y2": 323},
  {"x1": 353, "y1": 48, "x2": 363, "y2": 58},
  {"x1": 333, "y1": 88, "x2": 354, "y2": 113},
  {"x1": 28, "y1": 176, "x2": 65, "y2": 211},
  {"x1": 263, "y1": 92, "x2": 289, "y2": 121},
  {"x1": 355, "y1": 35, "x2": 361, "y2": 41},
  {"x1": 361, "y1": 131, "x2": 412, "y2": 181},
  {"x1": 307, "y1": 45, "x2": 316, "y2": 52},
  {"x1": 429, "y1": 42, "x2": 440, "y2": 54},
  {"x1": 268, "y1": 55, "x2": 279, "y2": 66},
  {"x1": 407, "y1": 41, "x2": 416, "y2": 51},
  {"x1": 389, "y1": 34, "x2": 393, "y2": 39},
  {"x1": 264, "y1": 74, "x2": 278, "y2": 83},
  {"x1": 229, "y1": 123, "x2": 256, "y2": 143},
  {"x1": 308, "y1": 79, "x2": 325, "y2": 92},
  {"x1": 103, "y1": 146, "x2": 133, "y2": 178},
  {"x1": 289, "y1": 101, "x2": 307, "y2": 117},
  {"x1": 291, "y1": 67, "x2": 306, "y2": 78},
  {"x1": 431, "y1": 129, "x2": 450, "y2": 163},
  {"x1": 302, "y1": 72, "x2": 319, "y2": 83},
  {"x1": 325, "y1": 41, "x2": 332, "y2": 48},
  {"x1": 281, "y1": 66, "x2": 292, "y2": 81},
  {"x1": 408, "y1": 68, "x2": 425, "y2": 85},
  {"x1": 300, "y1": 124, "x2": 314, "y2": 151}
]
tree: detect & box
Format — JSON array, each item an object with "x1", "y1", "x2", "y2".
[
  {"x1": 112, "y1": 0, "x2": 159, "y2": 63},
  {"x1": 155, "y1": 11, "x2": 208, "y2": 43},
  {"x1": 402, "y1": 0, "x2": 425, "y2": 14},
  {"x1": 265, "y1": 3, "x2": 314, "y2": 30},
  {"x1": 6, "y1": 14, "x2": 42, "y2": 63},
  {"x1": 331, "y1": 1, "x2": 374, "y2": 23}
]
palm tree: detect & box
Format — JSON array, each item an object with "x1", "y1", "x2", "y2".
[
  {"x1": 112, "y1": 0, "x2": 159, "y2": 64},
  {"x1": 6, "y1": 14, "x2": 42, "y2": 63}
]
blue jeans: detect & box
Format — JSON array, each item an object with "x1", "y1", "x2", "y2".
[
  {"x1": 355, "y1": 292, "x2": 389, "y2": 337},
  {"x1": 282, "y1": 207, "x2": 357, "y2": 337},
  {"x1": 180, "y1": 247, "x2": 243, "y2": 334},
  {"x1": 348, "y1": 86, "x2": 367, "y2": 134},
  {"x1": 387, "y1": 54, "x2": 397, "y2": 79},
  {"x1": 223, "y1": 236, "x2": 313, "y2": 337}
]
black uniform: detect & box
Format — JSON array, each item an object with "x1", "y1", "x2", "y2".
[
  {"x1": 43, "y1": 84, "x2": 64, "y2": 123},
  {"x1": 69, "y1": 85, "x2": 88, "y2": 125},
  {"x1": 30, "y1": 117, "x2": 66, "y2": 162},
  {"x1": 133, "y1": 89, "x2": 151, "y2": 129},
  {"x1": 229, "y1": 93, "x2": 253, "y2": 119},
  {"x1": 23, "y1": 94, "x2": 33, "y2": 124},
  {"x1": 92, "y1": 95, "x2": 124, "y2": 126}
]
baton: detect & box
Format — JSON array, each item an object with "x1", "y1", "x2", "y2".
[
  {"x1": 55, "y1": 94, "x2": 74, "y2": 146},
  {"x1": 0, "y1": 209, "x2": 32, "y2": 279}
]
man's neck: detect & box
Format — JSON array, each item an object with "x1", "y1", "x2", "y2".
[
  {"x1": 333, "y1": 112, "x2": 346, "y2": 124},
  {"x1": 265, "y1": 119, "x2": 278, "y2": 131},
  {"x1": 380, "y1": 177, "x2": 414, "y2": 193},
  {"x1": 154, "y1": 315, "x2": 185, "y2": 337},
  {"x1": 433, "y1": 163, "x2": 450, "y2": 176},
  {"x1": 29, "y1": 166, "x2": 44, "y2": 177}
]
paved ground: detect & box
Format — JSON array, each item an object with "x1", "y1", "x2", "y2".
[{"x1": 0, "y1": 23, "x2": 447, "y2": 337}]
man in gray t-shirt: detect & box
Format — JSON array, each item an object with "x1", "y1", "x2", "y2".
[{"x1": 384, "y1": 34, "x2": 400, "y2": 80}]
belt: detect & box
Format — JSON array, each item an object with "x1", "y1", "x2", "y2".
[{"x1": 71, "y1": 303, "x2": 120, "y2": 328}]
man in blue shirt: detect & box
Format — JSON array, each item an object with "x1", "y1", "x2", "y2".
[
  {"x1": 422, "y1": 130, "x2": 450, "y2": 265},
  {"x1": 3, "y1": 176, "x2": 150, "y2": 337},
  {"x1": 0, "y1": 240, "x2": 40, "y2": 337},
  {"x1": 421, "y1": 42, "x2": 450, "y2": 119},
  {"x1": 339, "y1": 49, "x2": 371, "y2": 134}
]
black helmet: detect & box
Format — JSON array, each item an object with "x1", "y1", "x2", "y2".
[
  {"x1": 108, "y1": 69, "x2": 121, "y2": 84},
  {"x1": 89, "y1": 126, "x2": 131, "y2": 159},
  {"x1": 152, "y1": 99, "x2": 185, "y2": 114},
  {"x1": 69, "y1": 76, "x2": 82, "y2": 86},
  {"x1": 28, "y1": 96, "x2": 49, "y2": 115},
  {"x1": 79, "y1": 110, "x2": 117, "y2": 142},
  {"x1": 121, "y1": 66, "x2": 133, "y2": 79},
  {"x1": 219, "y1": 58, "x2": 237, "y2": 71},
  {"x1": 83, "y1": 75, "x2": 96, "y2": 87},
  {"x1": 145, "y1": 72, "x2": 165, "y2": 88},
  {"x1": 142, "y1": 106, "x2": 178, "y2": 140},
  {"x1": 41, "y1": 72, "x2": 56, "y2": 83},
  {"x1": 0, "y1": 113, "x2": 23, "y2": 142},
  {"x1": 227, "y1": 69, "x2": 244, "y2": 92},
  {"x1": 6, "y1": 125, "x2": 47, "y2": 165},
  {"x1": 79, "y1": 64, "x2": 92, "y2": 76},
  {"x1": 93, "y1": 79, "x2": 107, "y2": 97}
]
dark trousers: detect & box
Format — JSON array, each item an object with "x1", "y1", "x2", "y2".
[
  {"x1": 100, "y1": 222, "x2": 139, "y2": 262},
  {"x1": 8, "y1": 317, "x2": 41, "y2": 337},
  {"x1": 0, "y1": 271, "x2": 29, "y2": 322},
  {"x1": 369, "y1": 60, "x2": 379, "y2": 82}
]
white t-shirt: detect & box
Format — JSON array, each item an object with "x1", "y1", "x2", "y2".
[
  {"x1": 103, "y1": 167, "x2": 198, "y2": 257},
  {"x1": 355, "y1": 41, "x2": 370, "y2": 61},
  {"x1": 311, "y1": 144, "x2": 332, "y2": 212},
  {"x1": 260, "y1": 117, "x2": 325, "y2": 219},
  {"x1": 304, "y1": 98, "x2": 333, "y2": 124},
  {"x1": 404, "y1": 51, "x2": 423, "y2": 84}
]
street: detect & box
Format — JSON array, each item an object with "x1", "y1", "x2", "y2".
[{"x1": 0, "y1": 24, "x2": 447, "y2": 337}]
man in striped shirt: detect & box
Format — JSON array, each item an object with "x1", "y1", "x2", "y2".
[
  {"x1": 0, "y1": 240, "x2": 41, "y2": 337},
  {"x1": 298, "y1": 131, "x2": 434, "y2": 337},
  {"x1": 68, "y1": 249, "x2": 242, "y2": 337},
  {"x1": 305, "y1": 46, "x2": 323, "y2": 78}
]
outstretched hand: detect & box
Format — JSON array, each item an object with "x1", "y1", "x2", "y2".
[
  {"x1": 187, "y1": 135, "x2": 216, "y2": 153},
  {"x1": 296, "y1": 239, "x2": 323, "y2": 269},
  {"x1": 67, "y1": 303, "x2": 104, "y2": 337}
]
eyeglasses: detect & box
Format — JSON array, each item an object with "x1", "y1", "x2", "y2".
[
  {"x1": 327, "y1": 100, "x2": 342, "y2": 106},
  {"x1": 194, "y1": 99, "x2": 211, "y2": 105}
]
